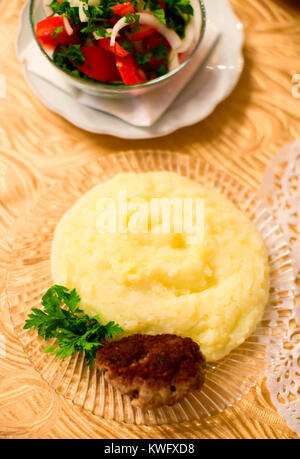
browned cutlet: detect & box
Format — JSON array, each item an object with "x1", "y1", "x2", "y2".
[{"x1": 96, "y1": 334, "x2": 206, "y2": 409}]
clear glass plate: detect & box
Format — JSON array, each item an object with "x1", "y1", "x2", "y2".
[{"x1": 6, "y1": 151, "x2": 295, "y2": 425}]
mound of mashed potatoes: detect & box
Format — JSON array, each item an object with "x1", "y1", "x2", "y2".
[{"x1": 51, "y1": 172, "x2": 270, "y2": 361}]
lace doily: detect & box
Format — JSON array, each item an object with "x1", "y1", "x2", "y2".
[{"x1": 258, "y1": 141, "x2": 300, "y2": 437}]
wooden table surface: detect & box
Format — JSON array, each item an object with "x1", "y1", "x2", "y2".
[{"x1": 0, "y1": 0, "x2": 299, "y2": 439}]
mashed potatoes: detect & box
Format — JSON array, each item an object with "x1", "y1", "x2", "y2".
[{"x1": 51, "y1": 172, "x2": 270, "y2": 361}]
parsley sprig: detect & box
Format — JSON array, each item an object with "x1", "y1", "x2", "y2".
[
  {"x1": 49, "y1": 0, "x2": 81, "y2": 26},
  {"x1": 24, "y1": 285, "x2": 123, "y2": 368},
  {"x1": 53, "y1": 44, "x2": 88, "y2": 79}
]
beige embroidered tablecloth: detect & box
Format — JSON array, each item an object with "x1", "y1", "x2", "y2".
[{"x1": 0, "y1": 0, "x2": 299, "y2": 439}]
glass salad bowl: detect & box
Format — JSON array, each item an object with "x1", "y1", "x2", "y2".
[{"x1": 29, "y1": 0, "x2": 206, "y2": 98}]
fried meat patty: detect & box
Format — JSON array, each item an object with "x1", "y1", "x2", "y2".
[{"x1": 96, "y1": 334, "x2": 206, "y2": 409}]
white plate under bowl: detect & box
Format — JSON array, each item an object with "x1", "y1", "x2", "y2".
[{"x1": 16, "y1": 0, "x2": 244, "y2": 139}]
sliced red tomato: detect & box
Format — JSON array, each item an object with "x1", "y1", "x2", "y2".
[
  {"x1": 144, "y1": 30, "x2": 164, "y2": 49},
  {"x1": 148, "y1": 55, "x2": 163, "y2": 70},
  {"x1": 98, "y1": 38, "x2": 129, "y2": 58},
  {"x1": 115, "y1": 54, "x2": 147, "y2": 85},
  {"x1": 130, "y1": 24, "x2": 156, "y2": 42},
  {"x1": 77, "y1": 46, "x2": 121, "y2": 82},
  {"x1": 110, "y1": 2, "x2": 135, "y2": 16},
  {"x1": 36, "y1": 17, "x2": 79, "y2": 49},
  {"x1": 143, "y1": 31, "x2": 170, "y2": 58}
]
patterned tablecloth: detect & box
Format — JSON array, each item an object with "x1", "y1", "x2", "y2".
[{"x1": 0, "y1": 0, "x2": 299, "y2": 439}]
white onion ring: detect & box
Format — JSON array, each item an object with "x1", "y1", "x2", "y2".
[
  {"x1": 168, "y1": 51, "x2": 180, "y2": 71},
  {"x1": 63, "y1": 16, "x2": 74, "y2": 35},
  {"x1": 110, "y1": 13, "x2": 182, "y2": 50},
  {"x1": 79, "y1": 2, "x2": 89, "y2": 22},
  {"x1": 109, "y1": 17, "x2": 127, "y2": 47}
]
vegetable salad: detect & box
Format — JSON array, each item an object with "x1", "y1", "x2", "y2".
[{"x1": 36, "y1": 0, "x2": 202, "y2": 84}]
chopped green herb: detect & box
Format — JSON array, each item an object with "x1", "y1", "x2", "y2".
[
  {"x1": 152, "y1": 7, "x2": 166, "y2": 25},
  {"x1": 80, "y1": 22, "x2": 112, "y2": 37},
  {"x1": 56, "y1": 44, "x2": 85, "y2": 66},
  {"x1": 136, "y1": 51, "x2": 152, "y2": 65},
  {"x1": 125, "y1": 12, "x2": 140, "y2": 33},
  {"x1": 94, "y1": 27, "x2": 112, "y2": 38},
  {"x1": 157, "y1": 63, "x2": 168, "y2": 76},
  {"x1": 89, "y1": 3, "x2": 113, "y2": 19},
  {"x1": 175, "y1": 0, "x2": 194, "y2": 15},
  {"x1": 49, "y1": 0, "x2": 81, "y2": 26},
  {"x1": 89, "y1": 5, "x2": 104, "y2": 18},
  {"x1": 24, "y1": 285, "x2": 123, "y2": 368},
  {"x1": 153, "y1": 42, "x2": 169, "y2": 60},
  {"x1": 51, "y1": 25, "x2": 63, "y2": 38},
  {"x1": 121, "y1": 41, "x2": 134, "y2": 53},
  {"x1": 53, "y1": 45, "x2": 94, "y2": 80},
  {"x1": 160, "y1": 0, "x2": 194, "y2": 38}
]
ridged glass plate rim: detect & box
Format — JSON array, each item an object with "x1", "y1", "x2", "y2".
[{"x1": 5, "y1": 150, "x2": 296, "y2": 426}]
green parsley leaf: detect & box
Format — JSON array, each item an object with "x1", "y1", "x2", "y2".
[
  {"x1": 121, "y1": 41, "x2": 134, "y2": 53},
  {"x1": 161, "y1": 0, "x2": 194, "y2": 37},
  {"x1": 24, "y1": 285, "x2": 123, "y2": 368},
  {"x1": 88, "y1": 4, "x2": 102, "y2": 18},
  {"x1": 157, "y1": 63, "x2": 168, "y2": 76},
  {"x1": 153, "y1": 42, "x2": 168, "y2": 60},
  {"x1": 41, "y1": 284, "x2": 81, "y2": 312},
  {"x1": 56, "y1": 44, "x2": 85, "y2": 66},
  {"x1": 152, "y1": 7, "x2": 166, "y2": 25},
  {"x1": 51, "y1": 25, "x2": 63, "y2": 38},
  {"x1": 136, "y1": 51, "x2": 152, "y2": 65},
  {"x1": 94, "y1": 27, "x2": 112, "y2": 38},
  {"x1": 49, "y1": 0, "x2": 81, "y2": 26},
  {"x1": 125, "y1": 12, "x2": 140, "y2": 33},
  {"x1": 176, "y1": 0, "x2": 194, "y2": 15},
  {"x1": 80, "y1": 22, "x2": 111, "y2": 37},
  {"x1": 89, "y1": 3, "x2": 113, "y2": 19},
  {"x1": 103, "y1": 321, "x2": 124, "y2": 338}
]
